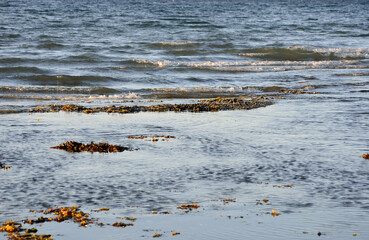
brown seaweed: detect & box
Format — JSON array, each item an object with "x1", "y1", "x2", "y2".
[
  {"x1": 29, "y1": 97, "x2": 273, "y2": 114},
  {"x1": 0, "y1": 162, "x2": 11, "y2": 170},
  {"x1": 50, "y1": 141, "x2": 133, "y2": 153}
]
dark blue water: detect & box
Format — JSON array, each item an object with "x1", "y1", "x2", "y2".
[{"x1": 1, "y1": 1, "x2": 369, "y2": 239}]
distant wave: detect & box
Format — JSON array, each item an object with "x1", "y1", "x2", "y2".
[
  {"x1": 149, "y1": 41, "x2": 203, "y2": 48},
  {"x1": 0, "y1": 86, "x2": 119, "y2": 95},
  {"x1": 0, "y1": 89, "x2": 140, "y2": 101},
  {"x1": 14, "y1": 75, "x2": 118, "y2": 86},
  {"x1": 238, "y1": 46, "x2": 369, "y2": 61},
  {"x1": 152, "y1": 86, "x2": 244, "y2": 93},
  {"x1": 127, "y1": 57, "x2": 367, "y2": 73},
  {"x1": 142, "y1": 86, "x2": 255, "y2": 99},
  {"x1": 37, "y1": 42, "x2": 65, "y2": 49},
  {"x1": 0, "y1": 66, "x2": 46, "y2": 74},
  {"x1": 335, "y1": 72, "x2": 369, "y2": 77}
]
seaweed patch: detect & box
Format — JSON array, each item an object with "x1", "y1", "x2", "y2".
[
  {"x1": 50, "y1": 141, "x2": 134, "y2": 153},
  {"x1": 177, "y1": 204, "x2": 199, "y2": 211},
  {"x1": 0, "y1": 221, "x2": 52, "y2": 240},
  {"x1": 29, "y1": 97, "x2": 273, "y2": 114},
  {"x1": 0, "y1": 162, "x2": 11, "y2": 170}
]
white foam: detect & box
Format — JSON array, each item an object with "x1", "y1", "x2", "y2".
[
  {"x1": 87, "y1": 92, "x2": 141, "y2": 100},
  {"x1": 153, "y1": 86, "x2": 244, "y2": 93}
]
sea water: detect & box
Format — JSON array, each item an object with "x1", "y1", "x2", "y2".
[{"x1": 1, "y1": 0, "x2": 369, "y2": 239}]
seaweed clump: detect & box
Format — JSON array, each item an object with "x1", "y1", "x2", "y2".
[
  {"x1": 50, "y1": 141, "x2": 133, "y2": 153},
  {"x1": 177, "y1": 204, "x2": 199, "y2": 211},
  {"x1": 112, "y1": 222, "x2": 134, "y2": 228},
  {"x1": 0, "y1": 221, "x2": 52, "y2": 240},
  {"x1": 0, "y1": 162, "x2": 11, "y2": 170}
]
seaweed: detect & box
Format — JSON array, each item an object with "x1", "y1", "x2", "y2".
[
  {"x1": 50, "y1": 141, "x2": 134, "y2": 153},
  {"x1": 29, "y1": 97, "x2": 273, "y2": 114}
]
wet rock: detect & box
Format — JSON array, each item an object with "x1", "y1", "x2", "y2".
[{"x1": 50, "y1": 141, "x2": 134, "y2": 153}]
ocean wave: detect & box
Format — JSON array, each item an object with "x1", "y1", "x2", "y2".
[
  {"x1": 129, "y1": 59, "x2": 171, "y2": 67},
  {"x1": 14, "y1": 75, "x2": 118, "y2": 86},
  {"x1": 152, "y1": 86, "x2": 244, "y2": 93},
  {"x1": 127, "y1": 58, "x2": 367, "y2": 72},
  {"x1": 0, "y1": 57, "x2": 32, "y2": 64},
  {"x1": 37, "y1": 42, "x2": 65, "y2": 49},
  {"x1": 0, "y1": 91, "x2": 140, "y2": 101},
  {"x1": 0, "y1": 66, "x2": 46, "y2": 74},
  {"x1": 336, "y1": 73, "x2": 369, "y2": 77},
  {"x1": 149, "y1": 41, "x2": 202, "y2": 48},
  {"x1": 0, "y1": 86, "x2": 119, "y2": 95},
  {"x1": 87, "y1": 92, "x2": 140, "y2": 100},
  {"x1": 238, "y1": 46, "x2": 369, "y2": 61},
  {"x1": 142, "y1": 86, "x2": 254, "y2": 99}
]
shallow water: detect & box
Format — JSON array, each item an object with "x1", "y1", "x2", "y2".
[
  {"x1": 1, "y1": 0, "x2": 369, "y2": 239},
  {"x1": 1, "y1": 94, "x2": 369, "y2": 239}
]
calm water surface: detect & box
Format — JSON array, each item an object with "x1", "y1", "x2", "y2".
[{"x1": 1, "y1": 0, "x2": 369, "y2": 239}]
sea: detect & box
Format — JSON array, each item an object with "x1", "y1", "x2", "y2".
[{"x1": 0, "y1": 0, "x2": 368, "y2": 239}]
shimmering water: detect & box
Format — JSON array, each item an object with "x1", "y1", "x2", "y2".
[{"x1": 1, "y1": 0, "x2": 369, "y2": 239}]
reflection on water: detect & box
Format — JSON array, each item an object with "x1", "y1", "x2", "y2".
[
  {"x1": 1, "y1": 0, "x2": 369, "y2": 239},
  {"x1": 1, "y1": 93, "x2": 368, "y2": 239}
]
